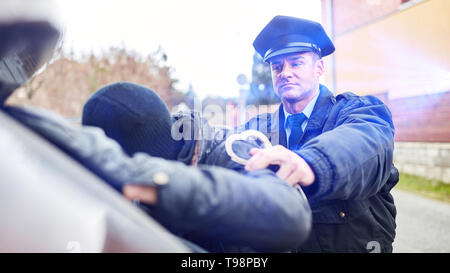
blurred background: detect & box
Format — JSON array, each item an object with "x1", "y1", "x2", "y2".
[
  {"x1": 5, "y1": 0, "x2": 321, "y2": 119},
  {"x1": 6, "y1": 0, "x2": 450, "y2": 184}
]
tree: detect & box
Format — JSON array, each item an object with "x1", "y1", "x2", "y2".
[
  {"x1": 5, "y1": 47, "x2": 186, "y2": 117},
  {"x1": 245, "y1": 52, "x2": 280, "y2": 106}
]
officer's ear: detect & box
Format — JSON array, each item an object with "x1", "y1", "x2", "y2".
[{"x1": 314, "y1": 55, "x2": 324, "y2": 77}]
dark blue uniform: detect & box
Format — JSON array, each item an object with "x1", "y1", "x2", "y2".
[{"x1": 240, "y1": 84, "x2": 398, "y2": 252}]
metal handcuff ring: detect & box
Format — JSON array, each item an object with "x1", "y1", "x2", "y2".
[
  {"x1": 225, "y1": 129, "x2": 272, "y2": 165},
  {"x1": 225, "y1": 129, "x2": 308, "y2": 201}
]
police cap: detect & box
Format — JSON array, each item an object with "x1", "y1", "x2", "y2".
[{"x1": 253, "y1": 15, "x2": 335, "y2": 62}]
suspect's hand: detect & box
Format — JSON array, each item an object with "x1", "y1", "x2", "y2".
[
  {"x1": 123, "y1": 184, "x2": 158, "y2": 205},
  {"x1": 244, "y1": 145, "x2": 315, "y2": 186}
]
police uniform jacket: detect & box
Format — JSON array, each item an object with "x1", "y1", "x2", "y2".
[{"x1": 240, "y1": 84, "x2": 399, "y2": 252}]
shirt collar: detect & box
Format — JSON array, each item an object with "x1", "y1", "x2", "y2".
[{"x1": 283, "y1": 91, "x2": 320, "y2": 126}]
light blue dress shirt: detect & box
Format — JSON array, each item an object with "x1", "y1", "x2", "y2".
[{"x1": 283, "y1": 92, "x2": 320, "y2": 141}]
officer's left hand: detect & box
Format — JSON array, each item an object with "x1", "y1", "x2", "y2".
[
  {"x1": 245, "y1": 145, "x2": 315, "y2": 187},
  {"x1": 123, "y1": 184, "x2": 158, "y2": 205}
]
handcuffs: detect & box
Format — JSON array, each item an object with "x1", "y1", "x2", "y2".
[
  {"x1": 225, "y1": 130, "x2": 308, "y2": 201},
  {"x1": 225, "y1": 130, "x2": 272, "y2": 165}
]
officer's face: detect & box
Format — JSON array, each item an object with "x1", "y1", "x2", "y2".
[{"x1": 270, "y1": 52, "x2": 324, "y2": 104}]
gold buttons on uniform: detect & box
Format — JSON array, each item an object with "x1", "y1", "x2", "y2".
[
  {"x1": 339, "y1": 212, "x2": 346, "y2": 218},
  {"x1": 153, "y1": 172, "x2": 169, "y2": 185}
]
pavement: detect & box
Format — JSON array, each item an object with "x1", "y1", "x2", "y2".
[{"x1": 392, "y1": 189, "x2": 450, "y2": 253}]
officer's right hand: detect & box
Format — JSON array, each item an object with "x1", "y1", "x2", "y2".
[{"x1": 245, "y1": 145, "x2": 315, "y2": 187}]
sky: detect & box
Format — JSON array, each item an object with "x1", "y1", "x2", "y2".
[{"x1": 55, "y1": 0, "x2": 322, "y2": 99}]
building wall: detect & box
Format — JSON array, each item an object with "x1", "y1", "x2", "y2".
[
  {"x1": 388, "y1": 91, "x2": 450, "y2": 142},
  {"x1": 321, "y1": 0, "x2": 450, "y2": 182},
  {"x1": 394, "y1": 142, "x2": 450, "y2": 183},
  {"x1": 387, "y1": 91, "x2": 450, "y2": 184},
  {"x1": 332, "y1": 0, "x2": 450, "y2": 98},
  {"x1": 331, "y1": 0, "x2": 402, "y2": 35},
  {"x1": 320, "y1": 0, "x2": 405, "y2": 87}
]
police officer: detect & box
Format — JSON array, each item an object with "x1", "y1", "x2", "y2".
[{"x1": 244, "y1": 15, "x2": 398, "y2": 252}]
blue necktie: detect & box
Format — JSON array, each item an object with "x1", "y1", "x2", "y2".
[{"x1": 286, "y1": 113, "x2": 307, "y2": 150}]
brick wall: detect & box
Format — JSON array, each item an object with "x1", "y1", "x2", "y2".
[
  {"x1": 386, "y1": 91, "x2": 450, "y2": 183},
  {"x1": 320, "y1": 0, "x2": 450, "y2": 182},
  {"x1": 389, "y1": 91, "x2": 450, "y2": 142}
]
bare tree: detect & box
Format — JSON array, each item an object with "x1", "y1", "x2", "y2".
[{"x1": 6, "y1": 47, "x2": 186, "y2": 117}]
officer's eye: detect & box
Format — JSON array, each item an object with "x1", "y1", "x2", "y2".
[
  {"x1": 271, "y1": 64, "x2": 282, "y2": 71},
  {"x1": 291, "y1": 61, "x2": 303, "y2": 67}
]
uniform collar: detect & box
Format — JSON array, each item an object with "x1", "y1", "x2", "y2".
[
  {"x1": 306, "y1": 84, "x2": 336, "y2": 129},
  {"x1": 272, "y1": 84, "x2": 335, "y2": 130},
  {"x1": 283, "y1": 91, "x2": 320, "y2": 128},
  {"x1": 264, "y1": 84, "x2": 335, "y2": 146}
]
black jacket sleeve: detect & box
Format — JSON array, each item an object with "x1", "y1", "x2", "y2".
[{"x1": 132, "y1": 140, "x2": 312, "y2": 252}]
